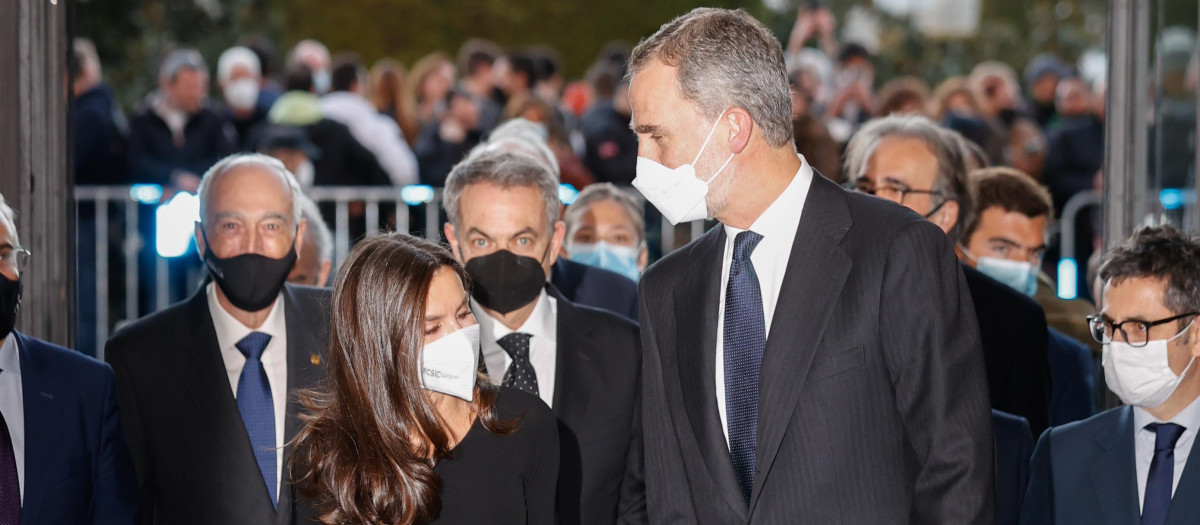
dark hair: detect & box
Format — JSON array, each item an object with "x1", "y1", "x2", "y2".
[
  {"x1": 291, "y1": 233, "x2": 516, "y2": 525},
  {"x1": 531, "y1": 49, "x2": 561, "y2": 83},
  {"x1": 963, "y1": 167, "x2": 1054, "y2": 242},
  {"x1": 285, "y1": 65, "x2": 314, "y2": 93},
  {"x1": 838, "y1": 42, "x2": 871, "y2": 65},
  {"x1": 507, "y1": 53, "x2": 537, "y2": 90},
  {"x1": 1099, "y1": 225, "x2": 1200, "y2": 318},
  {"x1": 330, "y1": 53, "x2": 363, "y2": 92}
]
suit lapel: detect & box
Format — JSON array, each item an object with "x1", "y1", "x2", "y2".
[
  {"x1": 173, "y1": 289, "x2": 280, "y2": 517},
  {"x1": 16, "y1": 332, "x2": 52, "y2": 516},
  {"x1": 749, "y1": 176, "x2": 851, "y2": 513},
  {"x1": 673, "y1": 225, "x2": 748, "y2": 519},
  {"x1": 1164, "y1": 414, "x2": 1200, "y2": 524},
  {"x1": 549, "y1": 287, "x2": 597, "y2": 418},
  {"x1": 1090, "y1": 406, "x2": 1140, "y2": 525}
]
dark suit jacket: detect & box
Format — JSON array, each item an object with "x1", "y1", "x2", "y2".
[
  {"x1": 639, "y1": 175, "x2": 995, "y2": 524},
  {"x1": 551, "y1": 257, "x2": 639, "y2": 321},
  {"x1": 1020, "y1": 405, "x2": 1200, "y2": 525},
  {"x1": 14, "y1": 331, "x2": 139, "y2": 524},
  {"x1": 993, "y1": 410, "x2": 1034, "y2": 525},
  {"x1": 546, "y1": 285, "x2": 646, "y2": 525},
  {"x1": 1047, "y1": 327, "x2": 1096, "y2": 426},
  {"x1": 105, "y1": 284, "x2": 330, "y2": 525},
  {"x1": 963, "y1": 265, "x2": 1053, "y2": 436}
]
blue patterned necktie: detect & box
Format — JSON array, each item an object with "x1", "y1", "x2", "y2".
[
  {"x1": 1143, "y1": 422, "x2": 1186, "y2": 525},
  {"x1": 499, "y1": 333, "x2": 538, "y2": 397},
  {"x1": 724, "y1": 230, "x2": 765, "y2": 506},
  {"x1": 0, "y1": 407, "x2": 19, "y2": 524},
  {"x1": 236, "y1": 331, "x2": 277, "y2": 508}
]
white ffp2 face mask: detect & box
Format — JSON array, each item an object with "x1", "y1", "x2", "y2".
[
  {"x1": 223, "y1": 78, "x2": 260, "y2": 112},
  {"x1": 420, "y1": 324, "x2": 480, "y2": 402},
  {"x1": 1103, "y1": 318, "x2": 1197, "y2": 408},
  {"x1": 632, "y1": 112, "x2": 734, "y2": 225}
]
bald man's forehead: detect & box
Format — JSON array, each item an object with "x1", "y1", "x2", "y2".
[{"x1": 204, "y1": 163, "x2": 296, "y2": 222}]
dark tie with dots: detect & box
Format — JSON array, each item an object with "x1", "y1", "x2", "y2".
[
  {"x1": 499, "y1": 333, "x2": 538, "y2": 397},
  {"x1": 0, "y1": 405, "x2": 19, "y2": 524},
  {"x1": 724, "y1": 230, "x2": 765, "y2": 507},
  {"x1": 236, "y1": 332, "x2": 277, "y2": 508},
  {"x1": 1143, "y1": 422, "x2": 1186, "y2": 525}
]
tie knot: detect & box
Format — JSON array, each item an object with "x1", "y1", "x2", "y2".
[
  {"x1": 236, "y1": 332, "x2": 272, "y2": 361},
  {"x1": 733, "y1": 231, "x2": 763, "y2": 261},
  {"x1": 1147, "y1": 422, "x2": 1187, "y2": 452},
  {"x1": 497, "y1": 332, "x2": 532, "y2": 359}
]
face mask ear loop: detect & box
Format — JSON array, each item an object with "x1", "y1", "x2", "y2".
[{"x1": 692, "y1": 110, "x2": 729, "y2": 166}]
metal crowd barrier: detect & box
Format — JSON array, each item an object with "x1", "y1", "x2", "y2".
[{"x1": 73, "y1": 184, "x2": 708, "y2": 358}]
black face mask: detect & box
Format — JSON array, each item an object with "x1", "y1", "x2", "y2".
[
  {"x1": 465, "y1": 249, "x2": 547, "y2": 315},
  {"x1": 201, "y1": 230, "x2": 297, "y2": 312},
  {"x1": 0, "y1": 273, "x2": 20, "y2": 339}
]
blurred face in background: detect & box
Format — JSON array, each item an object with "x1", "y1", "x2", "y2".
[
  {"x1": 447, "y1": 92, "x2": 480, "y2": 130},
  {"x1": 421, "y1": 63, "x2": 456, "y2": 104},
  {"x1": 1056, "y1": 78, "x2": 1092, "y2": 117},
  {"x1": 165, "y1": 67, "x2": 208, "y2": 114},
  {"x1": 565, "y1": 198, "x2": 649, "y2": 272},
  {"x1": 1031, "y1": 73, "x2": 1060, "y2": 104}
]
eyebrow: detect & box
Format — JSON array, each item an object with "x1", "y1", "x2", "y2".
[
  {"x1": 426, "y1": 296, "x2": 471, "y2": 324},
  {"x1": 631, "y1": 123, "x2": 666, "y2": 136},
  {"x1": 881, "y1": 177, "x2": 913, "y2": 189},
  {"x1": 467, "y1": 226, "x2": 539, "y2": 240},
  {"x1": 987, "y1": 237, "x2": 1048, "y2": 251}
]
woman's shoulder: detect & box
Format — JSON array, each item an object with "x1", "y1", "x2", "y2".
[{"x1": 491, "y1": 387, "x2": 555, "y2": 430}]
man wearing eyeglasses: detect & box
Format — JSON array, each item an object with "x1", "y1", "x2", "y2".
[
  {"x1": 844, "y1": 114, "x2": 1053, "y2": 437},
  {"x1": 0, "y1": 192, "x2": 139, "y2": 523},
  {"x1": 1021, "y1": 225, "x2": 1200, "y2": 525}
]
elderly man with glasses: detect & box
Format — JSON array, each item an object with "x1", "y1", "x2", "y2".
[
  {"x1": 1022, "y1": 225, "x2": 1200, "y2": 525},
  {"x1": 845, "y1": 114, "x2": 1054, "y2": 437}
]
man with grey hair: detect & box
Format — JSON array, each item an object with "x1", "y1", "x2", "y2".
[
  {"x1": 0, "y1": 191, "x2": 140, "y2": 523},
  {"x1": 217, "y1": 46, "x2": 270, "y2": 151},
  {"x1": 630, "y1": 8, "x2": 993, "y2": 523},
  {"x1": 128, "y1": 48, "x2": 235, "y2": 187},
  {"x1": 562, "y1": 183, "x2": 648, "y2": 282},
  {"x1": 442, "y1": 149, "x2": 647, "y2": 524},
  {"x1": 106, "y1": 153, "x2": 330, "y2": 524},
  {"x1": 845, "y1": 114, "x2": 1053, "y2": 437},
  {"x1": 287, "y1": 194, "x2": 333, "y2": 287}
]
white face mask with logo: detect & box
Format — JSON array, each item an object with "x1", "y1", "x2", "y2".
[
  {"x1": 1103, "y1": 318, "x2": 1197, "y2": 409},
  {"x1": 420, "y1": 324, "x2": 480, "y2": 402},
  {"x1": 632, "y1": 111, "x2": 734, "y2": 225}
]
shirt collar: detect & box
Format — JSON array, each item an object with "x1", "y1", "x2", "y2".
[
  {"x1": 723, "y1": 155, "x2": 813, "y2": 243},
  {"x1": 206, "y1": 282, "x2": 287, "y2": 352},
  {"x1": 0, "y1": 334, "x2": 18, "y2": 378},
  {"x1": 1134, "y1": 392, "x2": 1200, "y2": 433},
  {"x1": 473, "y1": 289, "x2": 557, "y2": 345}
]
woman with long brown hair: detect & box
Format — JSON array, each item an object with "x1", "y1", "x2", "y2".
[{"x1": 291, "y1": 233, "x2": 558, "y2": 524}]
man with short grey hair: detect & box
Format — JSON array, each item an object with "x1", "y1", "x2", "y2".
[
  {"x1": 127, "y1": 48, "x2": 235, "y2": 187},
  {"x1": 631, "y1": 8, "x2": 993, "y2": 523},
  {"x1": 845, "y1": 114, "x2": 1054, "y2": 437},
  {"x1": 442, "y1": 149, "x2": 647, "y2": 525},
  {"x1": 107, "y1": 152, "x2": 330, "y2": 524}
]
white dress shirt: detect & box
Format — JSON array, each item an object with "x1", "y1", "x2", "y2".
[
  {"x1": 1134, "y1": 395, "x2": 1200, "y2": 511},
  {"x1": 206, "y1": 283, "x2": 288, "y2": 497},
  {"x1": 475, "y1": 291, "x2": 558, "y2": 408},
  {"x1": 715, "y1": 156, "x2": 814, "y2": 445},
  {"x1": 0, "y1": 335, "x2": 24, "y2": 501}
]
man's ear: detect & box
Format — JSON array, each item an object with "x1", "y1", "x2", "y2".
[
  {"x1": 725, "y1": 108, "x2": 754, "y2": 155},
  {"x1": 194, "y1": 222, "x2": 207, "y2": 259},
  {"x1": 444, "y1": 222, "x2": 463, "y2": 262},
  {"x1": 294, "y1": 218, "x2": 308, "y2": 258},
  {"x1": 933, "y1": 200, "x2": 960, "y2": 237}
]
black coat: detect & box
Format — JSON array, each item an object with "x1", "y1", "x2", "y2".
[
  {"x1": 639, "y1": 175, "x2": 995, "y2": 523},
  {"x1": 963, "y1": 265, "x2": 1052, "y2": 436},
  {"x1": 545, "y1": 286, "x2": 646, "y2": 525},
  {"x1": 105, "y1": 284, "x2": 330, "y2": 525},
  {"x1": 74, "y1": 85, "x2": 127, "y2": 185},
  {"x1": 126, "y1": 104, "x2": 236, "y2": 185}
]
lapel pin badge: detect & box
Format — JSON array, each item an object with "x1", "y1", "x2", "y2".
[{"x1": 310, "y1": 354, "x2": 321, "y2": 365}]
